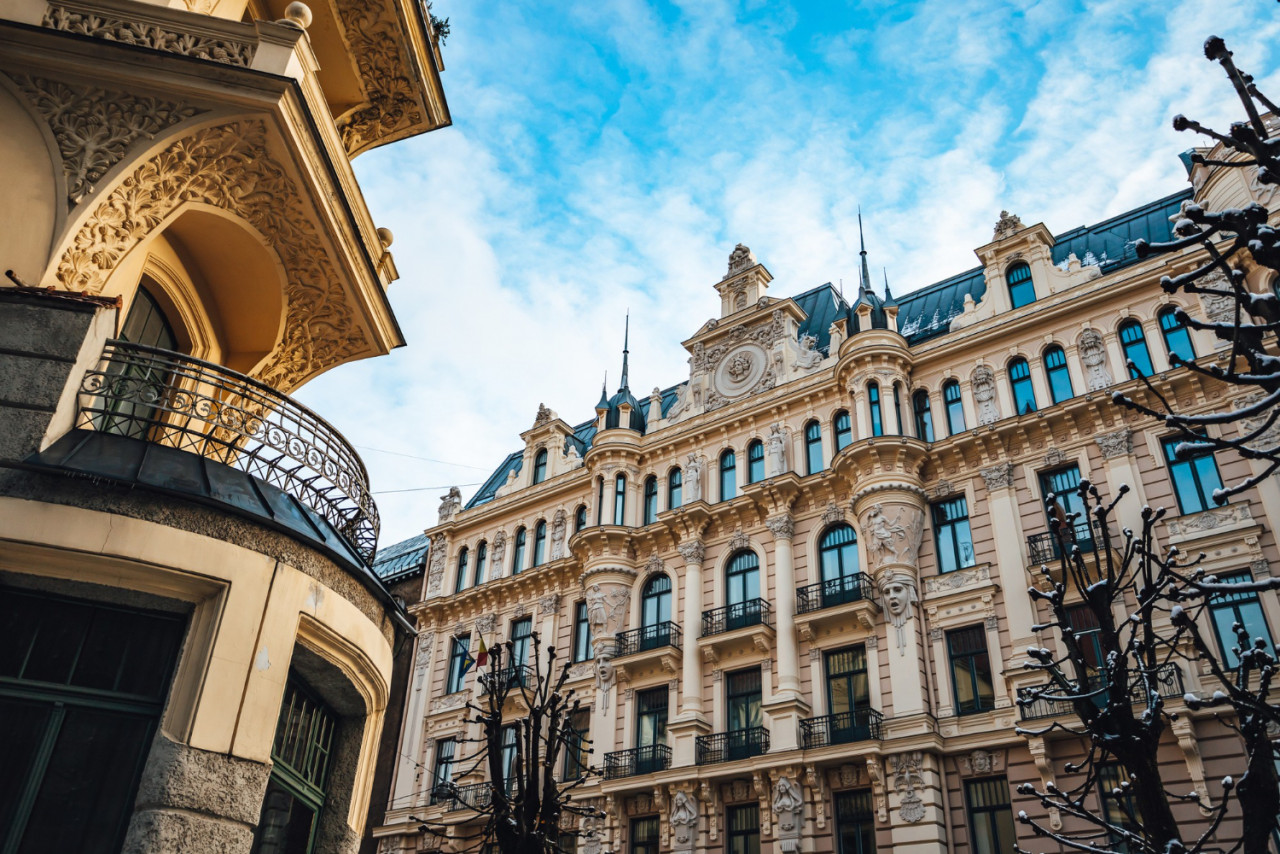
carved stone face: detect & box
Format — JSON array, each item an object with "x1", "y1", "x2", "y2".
[{"x1": 885, "y1": 582, "x2": 910, "y2": 616}]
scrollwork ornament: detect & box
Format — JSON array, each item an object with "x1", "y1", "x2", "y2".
[
  {"x1": 42, "y1": 5, "x2": 255, "y2": 66},
  {"x1": 678, "y1": 539, "x2": 705, "y2": 564},
  {"x1": 766, "y1": 514, "x2": 795, "y2": 540}
]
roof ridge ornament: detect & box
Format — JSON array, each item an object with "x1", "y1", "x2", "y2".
[
  {"x1": 724, "y1": 243, "x2": 757, "y2": 279},
  {"x1": 993, "y1": 210, "x2": 1025, "y2": 240}
]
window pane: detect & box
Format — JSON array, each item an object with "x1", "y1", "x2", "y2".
[
  {"x1": 944, "y1": 382, "x2": 966, "y2": 434},
  {"x1": 1121, "y1": 322, "x2": 1154, "y2": 378},
  {"x1": 1007, "y1": 263, "x2": 1034, "y2": 309},
  {"x1": 835, "y1": 411, "x2": 852, "y2": 451}
]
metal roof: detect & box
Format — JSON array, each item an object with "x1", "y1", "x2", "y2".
[{"x1": 373, "y1": 531, "x2": 431, "y2": 582}]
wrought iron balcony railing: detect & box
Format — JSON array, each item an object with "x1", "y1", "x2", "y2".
[
  {"x1": 616, "y1": 622, "x2": 682, "y2": 657},
  {"x1": 701, "y1": 599, "x2": 773, "y2": 637},
  {"x1": 1017, "y1": 663, "x2": 1184, "y2": 721},
  {"x1": 1027, "y1": 522, "x2": 1097, "y2": 565},
  {"x1": 795, "y1": 573, "x2": 877, "y2": 614},
  {"x1": 76, "y1": 340, "x2": 378, "y2": 562},
  {"x1": 481, "y1": 664, "x2": 534, "y2": 691},
  {"x1": 695, "y1": 727, "x2": 769, "y2": 765},
  {"x1": 603, "y1": 744, "x2": 672, "y2": 779},
  {"x1": 440, "y1": 781, "x2": 494, "y2": 812},
  {"x1": 799, "y1": 708, "x2": 883, "y2": 749}
]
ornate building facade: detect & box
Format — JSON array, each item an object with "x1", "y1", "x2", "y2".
[
  {"x1": 375, "y1": 149, "x2": 1280, "y2": 853},
  {"x1": 0, "y1": 1, "x2": 448, "y2": 852}
]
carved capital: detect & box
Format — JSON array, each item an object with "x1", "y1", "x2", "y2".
[
  {"x1": 979, "y1": 462, "x2": 1015, "y2": 491},
  {"x1": 677, "y1": 539, "x2": 706, "y2": 565},
  {"x1": 765, "y1": 513, "x2": 795, "y2": 540},
  {"x1": 1095, "y1": 428, "x2": 1133, "y2": 459}
]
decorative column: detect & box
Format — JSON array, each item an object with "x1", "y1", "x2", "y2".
[
  {"x1": 669, "y1": 538, "x2": 711, "y2": 766},
  {"x1": 390, "y1": 629, "x2": 434, "y2": 809},
  {"x1": 582, "y1": 565, "x2": 635, "y2": 760},
  {"x1": 762, "y1": 512, "x2": 808, "y2": 752},
  {"x1": 980, "y1": 463, "x2": 1036, "y2": 649}
]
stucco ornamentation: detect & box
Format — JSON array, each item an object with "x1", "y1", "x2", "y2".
[
  {"x1": 538, "y1": 593, "x2": 561, "y2": 615},
  {"x1": 426, "y1": 535, "x2": 448, "y2": 594},
  {"x1": 766, "y1": 422, "x2": 789, "y2": 476},
  {"x1": 922, "y1": 565, "x2": 990, "y2": 595},
  {"x1": 889, "y1": 751, "x2": 926, "y2": 823},
  {"x1": 993, "y1": 210, "x2": 1024, "y2": 240},
  {"x1": 766, "y1": 513, "x2": 794, "y2": 541},
  {"x1": 42, "y1": 4, "x2": 256, "y2": 65},
  {"x1": 685, "y1": 453, "x2": 704, "y2": 502},
  {"x1": 669, "y1": 790, "x2": 698, "y2": 852},
  {"x1": 533, "y1": 403, "x2": 554, "y2": 427},
  {"x1": 9, "y1": 75, "x2": 203, "y2": 206},
  {"x1": 585, "y1": 582, "x2": 631, "y2": 642},
  {"x1": 646, "y1": 553, "x2": 664, "y2": 575},
  {"x1": 880, "y1": 572, "x2": 919, "y2": 655},
  {"x1": 1095, "y1": 428, "x2": 1134, "y2": 459},
  {"x1": 1165, "y1": 503, "x2": 1252, "y2": 536},
  {"x1": 54, "y1": 120, "x2": 368, "y2": 389},
  {"x1": 550, "y1": 509, "x2": 568, "y2": 560},
  {"x1": 1079, "y1": 328, "x2": 1114, "y2": 390},
  {"x1": 333, "y1": 0, "x2": 427, "y2": 156},
  {"x1": 728, "y1": 530, "x2": 751, "y2": 552},
  {"x1": 414, "y1": 631, "x2": 434, "y2": 671},
  {"x1": 429, "y1": 691, "x2": 467, "y2": 713},
  {"x1": 437, "y1": 486, "x2": 462, "y2": 524},
  {"x1": 678, "y1": 539, "x2": 705, "y2": 564},
  {"x1": 772, "y1": 776, "x2": 804, "y2": 850},
  {"x1": 972, "y1": 365, "x2": 999, "y2": 425},
  {"x1": 980, "y1": 462, "x2": 1015, "y2": 491},
  {"x1": 1044, "y1": 448, "x2": 1066, "y2": 466},
  {"x1": 725, "y1": 243, "x2": 756, "y2": 278},
  {"x1": 475, "y1": 614, "x2": 496, "y2": 637},
  {"x1": 821, "y1": 502, "x2": 845, "y2": 525},
  {"x1": 861, "y1": 503, "x2": 924, "y2": 571}
]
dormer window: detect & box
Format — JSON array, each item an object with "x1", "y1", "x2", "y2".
[
  {"x1": 532, "y1": 449, "x2": 548, "y2": 485},
  {"x1": 1007, "y1": 262, "x2": 1034, "y2": 309}
]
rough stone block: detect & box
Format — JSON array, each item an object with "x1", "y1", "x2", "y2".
[
  {"x1": 0, "y1": 300, "x2": 95, "y2": 358},
  {"x1": 121, "y1": 808, "x2": 254, "y2": 854},
  {"x1": 133, "y1": 733, "x2": 271, "y2": 827}
]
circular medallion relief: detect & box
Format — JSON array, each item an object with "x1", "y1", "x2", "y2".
[{"x1": 713, "y1": 343, "x2": 767, "y2": 398}]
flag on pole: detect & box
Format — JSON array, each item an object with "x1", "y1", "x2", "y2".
[
  {"x1": 476, "y1": 636, "x2": 489, "y2": 667},
  {"x1": 458, "y1": 637, "x2": 477, "y2": 675}
]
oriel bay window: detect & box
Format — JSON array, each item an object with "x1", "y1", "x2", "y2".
[
  {"x1": 964, "y1": 777, "x2": 1016, "y2": 854},
  {"x1": 947, "y1": 625, "x2": 995, "y2": 714},
  {"x1": 932, "y1": 496, "x2": 975, "y2": 573}
]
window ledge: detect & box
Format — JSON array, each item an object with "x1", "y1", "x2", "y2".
[{"x1": 1165, "y1": 503, "x2": 1254, "y2": 544}]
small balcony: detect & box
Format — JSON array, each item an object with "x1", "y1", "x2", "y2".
[
  {"x1": 613, "y1": 623, "x2": 682, "y2": 680},
  {"x1": 603, "y1": 744, "x2": 672, "y2": 780},
  {"x1": 794, "y1": 574, "x2": 880, "y2": 639},
  {"x1": 695, "y1": 727, "x2": 770, "y2": 765},
  {"x1": 799, "y1": 708, "x2": 883, "y2": 749},
  {"x1": 702, "y1": 599, "x2": 773, "y2": 636},
  {"x1": 481, "y1": 664, "x2": 534, "y2": 692},
  {"x1": 1016, "y1": 663, "x2": 1184, "y2": 721},
  {"x1": 1026, "y1": 522, "x2": 1096, "y2": 565},
  {"x1": 439, "y1": 781, "x2": 494, "y2": 812}
]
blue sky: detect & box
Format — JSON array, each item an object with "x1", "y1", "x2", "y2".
[{"x1": 299, "y1": 0, "x2": 1280, "y2": 547}]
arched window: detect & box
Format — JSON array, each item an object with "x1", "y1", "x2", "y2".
[
  {"x1": 943, "y1": 380, "x2": 966, "y2": 435},
  {"x1": 720, "y1": 449, "x2": 737, "y2": 501},
  {"x1": 641, "y1": 574, "x2": 672, "y2": 627},
  {"x1": 913, "y1": 391, "x2": 934, "y2": 441},
  {"x1": 834, "y1": 410, "x2": 852, "y2": 451},
  {"x1": 1120, "y1": 320, "x2": 1154, "y2": 378},
  {"x1": 613, "y1": 474, "x2": 627, "y2": 526},
  {"x1": 818, "y1": 524, "x2": 862, "y2": 607},
  {"x1": 474, "y1": 540, "x2": 487, "y2": 586},
  {"x1": 643, "y1": 476, "x2": 658, "y2": 525},
  {"x1": 1009, "y1": 358, "x2": 1036, "y2": 414},
  {"x1": 512, "y1": 528, "x2": 527, "y2": 575},
  {"x1": 533, "y1": 521, "x2": 547, "y2": 566},
  {"x1": 1159, "y1": 306, "x2": 1196, "y2": 365},
  {"x1": 531, "y1": 448, "x2": 548, "y2": 485},
  {"x1": 668, "y1": 467, "x2": 683, "y2": 510},
  {"x1": 1044, "y1": 345, "x2": 1073, "y2": 404},
  {"x1": 454, "y1": 547, "x2": 469, "y2": 593},
  {"x1": 574, "y1": 505, "x2": 587, "y2": 533},
  {"x1": 892, "y1": 383, "x2": 904, "y2": 434},
  {"x1": 595, "y1": 477, "x2": 605, "y2": 525},
  {"x1": 1007, "y1": 261, "x2": 1034, "y2": 309},
  {"x1": 747, "y1": 439, "x2": 765, "y2": 484},
  {"x1": 805, "y1": 421, "x2": 823, "y2": 474},
  {"x1": 121, "y1": 284, "x2": 179, "y2": 351},
  {"x1": 868, "y1": 381, "x2": 884, "y2": 437},
  {"x1": 725, "y1": 551, "x2": 761, "y2": 630}
]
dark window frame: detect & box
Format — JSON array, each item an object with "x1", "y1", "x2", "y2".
[
  {"x1": 747, "y1": 439, "x2": 765, "y2": 484},
  {"x1": 932, "y1": 496, "x2": 975, "y2": 574},
  {"x1": 947, "y1": 625, "x2": 995, "y2": 715},
  {"x1": 572, "y1": 601, "x2": 593, "y2": 663},
  {"x1": 532, "y1": 448, "x2": 548, "y2": 485},
  {"x1": 720, "y1": 449, "x2": 737, "y2": 502},
  {"x1": 805, "y1": 421, "x2": 823, "y2": 475},
  {"x1": 834, "y1": 409, "x2": 853, "y2": 451},
  {"x1": 1120, "y1": 320, "x2": 1154, "y2": 378},
  {"x1": 913, "y1": 390, "x2": 934, "y2": 441},
  {"x1": 668, "y1": 467, "x2": 683, "y2": 510},
  {"x1": 868, "y1": 381, "x2": 883, "y2": 437},
  {"x1": 1007, "y1": 261, "x2": 1035, "y2": 309},
  {"x1": 944, "y1": 380, "x2": 966, "y2": 435},
  {"x1": 643, "y1": 476, "x2": 658, "y2": 525},
  {"x1": 1009, "y1": 357, "x2": 1036, "y2": 415},
  {"x1": 1044, "y1": 345, "x2": 1073, "y2": 404}
]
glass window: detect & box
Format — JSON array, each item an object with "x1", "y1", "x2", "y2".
[
  {"x1": 121, "y1": 283, "x2": 179, "y2": 350},
  {"x1": 932, "y1": 497, "x2": 975, "y2": 573},
  {"x1": 1159, "y1": 306, "x2": 1196, "y2": 365},
  {"x1": 726, "y1": 550, "x2": 760, "y2": 607},
  {"x1": 819, "y1": 523, "x2": 860, "y2": 603},
  {"x1": 805, "y1": 421, "x2": 823, "y2": 474},
  {"x1": 630, "y1": 817, "x2": 660, "y2": 854},
  {"x1": 834, "y1": 790, "x2": 876, "y2": 854},
  {"x1": 1120, "y1": 320, "x2": 1154, "y2": 378},
  {"x1": 532, "y1": 448, "x2": 548, "y2": 485},
  {"x1": 641, "y1": 575, "x2": 672, "y2": 628},
  {"x1": 1040, "y1": 464, "x2": 1092, "y2": 550},
  {"x1": 510, "y1": 617, "x2": 533, "y2": 668},
  {"x1": 726, "y1": 804, "x2": 760, "y2": 854},
  {"x1": 1162, "y1": 434, "x2": 1223, "y2": 515},
  {"x1": 446, "y1": 635, "x2": 470, "y2": 694},
  {"x1": 533, "y1": 521, "x2": 547, "y2": 566},
  {"x1": 1044, "y1": 345, "x2": 1073, "y2": 404},
  {"x1": 727, "y1": 668, "x2": 762, "y2": 733},
  {"x1": 562, "y1": 709, "x2": 590, "y2": 781},
  {"x1": 474, "y1": 541, "x2": 487, "y2": 586},
  {"x1": 1098, "y1": 763, "x2": 1139, "y2": 853},
  {"x1": 454, "y1": 547, "x2": 469, "y2": 593},
  {"x1": 643, "y1": 476, "x2": 658, "y2": 525},
  {"x1": 613, "y1": 474, "x2": 627, "y2": 526},
  {"x1": 892, "y1": 384, "x2": 904, "y2": 434},
  {"x1": 255, "y1": 677, "x2": 337, "y2": 854},
  {"x1": 1009, "y1": 357, "x2": 1036, "y2": 415},
  {"x1": 944, "y1": 380, "x2": 966, "y2": 435},
  {"x1": 500, "y1": 725, "x2": 518, "y2": 786},
  {"x1": 947, "y1": 626, "x2": 995, "y2": 714},
  {"x1": 720, "y1": 450, "x2": 737, "y2": 501},
  {"x1": 913, "y1": 391, "x2": 934, "y2": 441},
  {"x1": 1208, "y1": 571, "x2": 1275, "y2": 668},
  {"x1": 1066, "y1": 604, "x2": 1105, "y2": 675},
  {"x1": 572, "y1": 601, "x2": 593, "y2": 663},
  {"x1": 1007, "y1": 261, "x2": 1034, "y2": 309},
  {"x1": 574, "y1": 505, "x2": 587, "y2": 533},
  {"x1": 431, "y1": 738, "x2": 456, "y2": 801},
  {"x1": 636, "y1": 687, "x2": 668, "y2": 748},
  {"x1": 512, "y1": 528, "x2": 527, "y2": 575},
  {"x1": 834, "y1": 410, "x2": 852, "y2": 451},
  {"x1": 964, "y1": 777, "x2": 1016, "y2": 854},
  {"x1": 868, "y1": 381, "x2": 883, "y2": 437},
  {"x1": 826, "y1": 646, "x2": 870, "y2": 740},
  {"x1": 668, "y1": 468, "x2": 683, "y2": 509},
  {"x1": 596, "y1": 477, "x2": 605, "y2": 525},
  {"x1": 747, "y1": 439, "x2": 765, "y2": 484}
]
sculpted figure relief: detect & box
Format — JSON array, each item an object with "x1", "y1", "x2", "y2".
[
  {"x1": 791, "y1": 333, "x2": 823, "y2": 370},
  {"x1": 550, "y1": 509, "x2": 567, "y2": 560},
  {"x1": 766, "y1": 423, "x2": 788, "y2": 476},
  {"x1": 880, "y1": 572, "x2": 920, "y2": 655},
  {"x1": 669, "y1": 790, "x2": 699, "y2": 850},
  {"x1": 862, "y1": 503, "x2": 923, "y2": 571},
  {"x1": 971, "y1": 365, "x2": 999, "y2": 425},
  {"x1": 437, "y1": 486, "x2": 461, "y2": 523},
  {"x1": 685, "y1": 453, "x2": 704, "y2": 502},
  {"x1": 1079, "y1": 328, "x2": 1114, "y2": 390}
]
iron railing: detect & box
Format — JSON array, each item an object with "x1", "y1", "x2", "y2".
[
  {"x1": 701, "y1": 599, "x2": 773, "y2": 637},
  {"x1": 1027, "y1": 522, "x2": 1097, "y2": 564},
  {"x1": 695, "y1": 727, "x2": 769, "y2": 765},
  {"x1": 1017, "y1": 663, "x2": 1184, "y2": 721},
  {"x1": 795, "y1": 573, "x2": 877, "y2": 614},
  {"x1": 440, "y1": 781, "x2": 494, "y2": 812},
  {"x1": 76, "y1": 340, "x2": 378, "y2": 562},
  {"x1": 799, "y1": 708, "x2": 883, "y2": 749},
  {"x1": 603, "y1": 744, "x2": 672, "y2": 779},
  {"x1": 616, "y1": 622, "x2": 682, "y2": 657},
  {"x1": 481, "y1": 664, "x2": 534, "y2": 691}
]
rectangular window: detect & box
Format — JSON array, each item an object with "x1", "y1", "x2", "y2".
[
  {"x1": 630, "y1": 816, "x2": 659, "y2": 854},
  {"x1": 431, "y1": 738, "x2": 456, "y2": 802},
  {"x1": 500, "y1": 725, "x2": 518, "y2": 787},
  {"x1": 726, "y1": 668, "x2": 763, "y2": 733},
  {"x1": 510, "y1": 618, "x2": 533, "y2": 669},
  {"x1": 947, "y1": 626, "x2": 995, "y2": 715},
  {"x1": 1039, "y1": 464, "x2": 1092, "y2": 551},
  {"x1": 636, "y1": 687, "x2": 669, "y2": 748},
  {"x1": 834, "y1": 790, "x2": 876, "y2": 854},
  {"x1": 572, "y1": 601, "x2": 593, "y2": 663},
  {"x1": 1098, "y1": 763, "x2": 1139, "y2": 853},
  {"x1": 446, "y1": 635, "x2": 470, "y2": 694},
  {"x1": 835, "y1": 411, "x2": 852, "y2": 451},
  {"x1": 932, "y1": 496, "x2": 975, "y2": 573},
  {"x1": 826, "y1": 646, "x2": 871, "y2": 742},
  {"x1": 1208, "y1": 571, "x2": 1275, "y2": 668},
  {"x1": 1161, "y1": 435, "x2": 1224, "y2": 515},
  {"x1": 562, "y1": 709, "x2": 590, "y2": 781},
  {"x1": 726, "y1": 804, "x2": 760, "y2": 854},
  {"x1": 964, "y1": 777, "x2": 1015, "y2": 854}
]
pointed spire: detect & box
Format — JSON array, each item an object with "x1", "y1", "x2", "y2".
[
  {"x1": 858, "y1": 207, "x2": 872, "y2": 295},
  {"x1": 618, "y1": 312, "x2": 630, "y2": 393},
  {"x1": 596, "y1": 372, "x2": 609, "y2": 411},
  {"x1": 882, "y1": 267, "x2": 896, "y2": 306}
]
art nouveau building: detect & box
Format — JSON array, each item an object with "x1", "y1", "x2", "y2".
[
  {"x1": 375, "y1": 150, "x2": 1280, "y2": 854},
  {"x1": 0, "y1": 1, "x2": 448, "y2": 852}
]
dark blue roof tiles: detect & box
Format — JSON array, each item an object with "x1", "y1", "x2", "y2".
[
  {"x1": 373, "y1": 532, "x2": 431, "y2": 581},
  {"x1": 793, "y1": 284, "x2": 850, "y2": 355},
  {"x1": 465, "y1": 451, "x2": 522, "y2": 510},
  {"x1": 896, "y1": 266, "x2": 987, "y2": 344},
  {"x1": 1050, "y1": 189, "x2": 1190, "y2": 272}
]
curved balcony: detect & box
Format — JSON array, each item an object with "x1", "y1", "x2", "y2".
[{"x1": 73, "y1": 341, "x2": 378, "y2": 563}]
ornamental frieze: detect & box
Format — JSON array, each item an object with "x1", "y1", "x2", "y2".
[
  {"x1": 334, "y1": 0, "x2": 427, "y2": 156},
  {"x1": 42, "y1": 4, "x2": 256, "y2": 66},
  {"x1": 1165, "y1": 502, "x2": 1253, "y2": 537}
]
